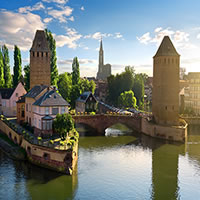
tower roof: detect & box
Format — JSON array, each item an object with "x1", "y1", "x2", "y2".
[
  {"x1": 30, "y1": 30, "x2": 50, "y2": 52},
  {"x1": 154, "y1": 36, "x2": 179, "y2": 57},
  {"x1": 100, "y1": 39, "x2": 103, "y2": 52}
]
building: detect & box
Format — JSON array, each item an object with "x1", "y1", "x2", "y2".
[
  {"x1": 0, "y1": 82, "x2": 26, "y2": 116},
  {"x1": 96, "y1": 39, "x2": 111, "y2": 81},
  {"x1": 152, "y1": 36, "x2": 180, "y2": 125},
  {"x1": 30, "y1": 30, "x2": 51, "y2": 89},
  {"x1": 16, "y1": 95, "x2": 25, "y2": 124},
  {"x1": 76, "y1": 91, "x2": 97, "y2": 113},
  {"x1": 32, "y1": 88, "x2": 70, "y2": 137},
  {"x1": 24, "y1": 85, "x2": 49, "y2": 126},
  {"x1": 184, "y1": 72, "x2": 200, "y2": 115},
  {"x1": 95, "y1": 80, "x2": 108, "y2": 102}
]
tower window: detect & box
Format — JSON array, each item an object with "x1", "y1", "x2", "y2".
[
  {"x1": 168, "y1": 58, "x2": 170, "y2": 64},
  {"x1": 41, "y1": 52, "x2": 43, "y2": 57},
  {"x1": 37, "y1": 52, "x2": 39, "y2": 57},
  {"x1": 164, "y1": 58, "x2": 166, "y2": 64},
  {"x1": 33, "y1": 52, "x2": 35, "y2": 57},
  {"x1": 46, "y1": 52, "x2": 48, "y2": 57},
  {"x1": 165, "y1": 106, "x2": 167, "y2": 110}
]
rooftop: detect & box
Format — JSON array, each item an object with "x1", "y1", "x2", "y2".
[
  {"x1": 0, "y1": 88, "x2": 15, "y2": 99},
  {"x1": 25, "y1": 85, "x2": 48, "y2": 98}
]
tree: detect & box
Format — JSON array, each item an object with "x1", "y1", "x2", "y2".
[
  {"x1": 72, "y1": 57, "x2": 80, "y2": 85},
  {"x1": 80, "y1": 79, "x2": 96, "y2": 94},
  {"x1": 57, "y1": 72, "x2": 72, "y2": 103},
  {"x1": 24, "y1": 64, "x2": 30, "y2": 91},
  {"x1": 0, "y1": 50, "x2": 5, "y2": 88},
  {"x1": 45, "y1": 29, "x2": 58, "y2": 86},
  {"x1": 133, "y1": 74, "x2": 144, "y2": 109},
  {"x1": 13, "y1": 45, "x2": 22, "y2": 88},
  {"x1": 53, "y1": 113, "x2": 74, "y2": 139},
  {"x1": 2, "y1": 45, "x2": 12, "y2": 88},
  {"x1": 118, "y1": 90, "x2": 137, "y2": 108},
  {"x1": 70, "y1": 84, "x2": 81, "y2": 109}
]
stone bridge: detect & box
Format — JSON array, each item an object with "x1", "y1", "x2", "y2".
[{"x1": 73, "y1": 114, "x2": 142, "y2": 135}]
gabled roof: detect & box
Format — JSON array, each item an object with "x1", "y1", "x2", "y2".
[
  {"x1": 154, "y1": 36, "x2": 180, "y2": 57},
  {"x1": 76, "y1": 91, "x2": 97, "y2": 103},
  {"x1": 0, "y1": 88, "x2": 15, "y2": 99},
  {"x1": 33, "y1": 89, "x2": 69, "y2": 107},
  {"x1": 16, "y1": 95, "x2": 25, "y2": 103},
  {"x1": 25, "y1": 85, "x2": 48, "y2": 98},
  {"x1": 30, "y1": 30, "x2": 50, "y2": 52}
]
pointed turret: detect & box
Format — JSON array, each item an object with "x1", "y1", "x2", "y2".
[
  {"x1": 154, "y1": 36, "x2": 179, "y2": 57},
  {"x1": 100, "y1": 38, "x2": 103, "y2": 52}
]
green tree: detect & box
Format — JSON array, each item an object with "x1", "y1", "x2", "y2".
[
  {"x1": 24, "y1": 64, "x2": 30, "y2": 91},
  {"x1": 45, "y1": 29, "x2": 58, "y2": 86},
  {"x1": 72, "y1": 57, "x2": 80, "y2": 85},
  {"x1": 70, "y1": 84, "x2": 81, "y2": 109},
  {"x1": 13, "y1": 45, "x2": 22, "y2": 88},
  {"x1": 118, "y1": 90, "x2": 137, "y2": 108},
  {"x1": 133, "y1": 74, "x2": 144, "y2": 109},
  {"x1": 80, "y1": 79, "x2": 96, "y2": 94},
  {"x1": 2, "y1": 45, "x2": 12, "y2": 88},
  {"x1": 0, "y1": 50, "x2": 5, "y2": 88},
  {"x1": 53, "y1": 113, "x2": 74, "y2": 139},
  {"x1": 57, "y1": 72, "x2": 72, "y2": 103}
]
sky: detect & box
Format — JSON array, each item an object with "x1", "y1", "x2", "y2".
[{"x1": 1, "y1": 0, "x2": 200, "y2": 77}]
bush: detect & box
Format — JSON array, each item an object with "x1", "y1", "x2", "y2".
[{"x1": 90, "y1": 112, "x2": 95, "y2": 115}]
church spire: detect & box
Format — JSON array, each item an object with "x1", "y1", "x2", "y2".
[
  {"x1": 99, "y1": 38, "x2": 104, "y2": 67},
  {"x1": 100, "y1": 38, "x2": 103, "y2": 52}
]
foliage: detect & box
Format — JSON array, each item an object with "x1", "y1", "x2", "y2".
[
  {"x1": 133, "y1": 74, "x2": 144, "y2": 109},
  {"x1": 118, "y1": 90, "x2": 137, "y2": 108},
  {"x1": 90, "y1": 112, "x2": 96, "y2": 115},
  {"x1": 2, "y1": 45, "x2": 12, "y2": 88},
  {"x1": 80, "y1": 79, "x2": 96, "y2": 94},
  {"x1": 72, "y1": 57, "x2": 80, "y2": 85},
  {"x1": 57, "y1": 72, "x2": 72, "y2": 103},
  {"x1": 107, "y1": 66, "x2": 135, "y2": 105},
  {"x1": 0, "y1": 50, "x2": 5, "y2": 88},
  {"x1": 53, "y1": 113, "x2": 74, "y2": 139},
  {"x1": 24, "y1": 64, "x2": 30, "y2": 91},
  {"x1": 13, "y1": 45, "x2": 22, "y2": 88},
  {"x1": 45, "y1": 29, "x2": 58, "y2": 86},
  {"x1": 70, "y1": 84, "x2": 81, "y2": 109}
]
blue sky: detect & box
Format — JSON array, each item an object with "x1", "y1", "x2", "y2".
[{"x1": 1, "y1": 0, "x2": 200, "y2": 77}]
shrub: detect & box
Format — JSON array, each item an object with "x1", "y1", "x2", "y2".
[
  {"x1": 37, "y1": 137, "x2": 42, "y2": 141},
  {"x1": 90, "y1": 112, "x2": 95, "y2": 115}
]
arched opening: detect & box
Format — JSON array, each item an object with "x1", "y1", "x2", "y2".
[
  {"x1": 9, "y1": 132, "x2": 12, "y2": 139},
  {"x1": 14, "y1": 136, "x2": 17, "y2": 144},
  {"x1": 27, "y1": 146, "x2": 31, "y2": 154},
  {"x1": 75, "y1": 123, "x2": 97, "y2": 136},
  {"x1": 105, "y1": 123, "x2": 136, "y2": 137}
]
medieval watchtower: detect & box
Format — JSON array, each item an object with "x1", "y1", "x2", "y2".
[
  {"x1": 30, "y1": 30, "x2": 51, "y2": 89},
  {"x1": 152, "y1": 36, "x2": 180, "y2": 125}
]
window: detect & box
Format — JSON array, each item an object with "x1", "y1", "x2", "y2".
[
  {"x1": 41, "y1": 52, "x2": 43, "y2": 57},
  {"x1": 16, "y1": 93, "x2": 18, "y2": 97},
  {"x1": 43, "y1": 153, "x2": 50, "y2": 160},
  {"x1": 61, "y1": 107, "x2": 65, "y2": 114},
  {"x1": 26, "y1": 104, "x2": 28, "y2": 112},
  {"x1": 46, "y1": 52, "x2": 48, "y2": 57},
  {"x1": 52, "y1": 107, "x2": 59, "y2": 115},
  {"x1": 2, "y1": 101, "x2": 6, "y2": 107},
  {"x1": 33, "y1": 52, "x2": 35, "y2": 57},
  {"x1": 37, "y1": 52, "x2": 39, "y2": 57},
  {"x1": 39, "y1": 119, "x2": 41, "y2": 129},
  {"x1": 45, "y1": 107, "x2": 49, "y2": 115},
  {"x1": 42, "y1": 121, "x2": 46, "y2": 130}
]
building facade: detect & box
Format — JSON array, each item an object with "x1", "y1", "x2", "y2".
[
  {"x1": 30, "y1": 30, "x2": 51, "y2": 89},
  {"x1": 184, "y1": 72, "x2": 200, "y2": 115},
  {"x1": 16, "y1": 96, "x2": 25, "y2": 124},
  {"x1": 152, "y1": 36, "x2": 180, "y2": 125},
  {"x1": 0, "y1": 82, "x2": 26, "y2": 116},
  {"x1": 96, "y1": 40, "x2": 111, "y2": 81}
]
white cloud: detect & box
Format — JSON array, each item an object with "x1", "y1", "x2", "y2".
[
  {"x1": 0, "y1": 10, "x2": 45, "y2": 50},
  {"x1": 114, "y1": 32, "x2": 123, "y2": 39},
  {"x1": 43, "y1": 17, "x2": 53, "y2": 23},
  {"x1": 54, "y1": 28, "x2": 82, "y2": 48},
  {"x1": 80, "y1": 6, "x2": 85, "y2": 11},
  {"x1": 42, "y1": 0, "x2": 68, "y2": 4},
  {"x1": 58, "y1": 58, "x2": 96, "y2": 65},
  {"x1": 137, "y1": 32, "x2": 151, "y2": 44},
  {"x1": 137, "y1": 27, "x2": 194, "y2": 50},
  {"x1": 68, "y1": 16, "x2": 74, "y2": 22},
  {"x1": 47, "y1": 6, "x2": 73, "y2": 23},
  {"x1": 18, "y1": 2, "x2": 45, "y2": 13},
  {"x1": 84, "y1": 32, "x2": 113, "y2": 40}
]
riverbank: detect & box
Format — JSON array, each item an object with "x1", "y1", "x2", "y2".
[{"x1": 0, "y1": 132, "x2": 26, "y2": 160}]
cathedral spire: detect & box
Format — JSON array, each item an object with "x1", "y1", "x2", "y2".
[
  {"x1": 99, "y1": 38, "x2": 104, "y2": 67},
  {"x1": 100, "y1": 37, "x2": 103, "y2": 52}
]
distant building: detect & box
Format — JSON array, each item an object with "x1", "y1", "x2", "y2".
[
  {"x1": 184, "y1": 72, "x2": 200, "y2": 114},
  {"x1": 0, "y1": 82, "x2": 26, "y2": 116},
  {"x1": 32, "y1": 88, "x2": 70, "y2": 137},
  {"x1": 152, "y1": 36, "x2": 180, "y2": 125},
  {"x1": 95, "y1": 80, "x2": 108, "y2": 102},
  {"x1": 96, "y1": 39, "x2": 111, "y2": 81},
  {"x1": 76, "y1": 91, "x2": 97, "y2": 113},
  {"x1": 30, "y1": 30, "x2": 51, "y2": 89}
]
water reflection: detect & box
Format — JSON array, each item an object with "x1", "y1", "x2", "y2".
[{"x1": 1, "y1": 125, "x2": 200, "y2": 199}]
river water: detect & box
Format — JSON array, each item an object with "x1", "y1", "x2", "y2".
[{"x1": 0, "y1": 124, "x2": 200, "y2": 200}]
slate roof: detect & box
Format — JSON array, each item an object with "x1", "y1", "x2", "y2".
[
  {"x1": 0, "y1": 88, "x2": 15, "y2": 99},
  {"x1": 154, "y1": 36, "x2": 180, "y2": 57},
  {"x1": 76, "y1": 91, "x2": 97, "y2": 103},
  {"x1": 42, "y1": 115, "x2": 54, "y2": 120},
  {"x1": 30, "y1": 30, "x2": 50, "y2": 52},
  {"x1": 33, "y1": 90, "x2": 69, "y2": 107},
  {"x1": 25, "y1": 85, "x2": 48, "y2": 98}
]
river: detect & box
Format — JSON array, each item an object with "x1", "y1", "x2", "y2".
[{"x1": 0, "y1": 124, "x2": 200, "y2": 200}]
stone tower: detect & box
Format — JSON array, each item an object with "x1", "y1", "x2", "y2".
[
  {"x1": 152, "y1": 36, "x2": 180, "y2": 125},
  {"x1": 30, "y1": 30, "x2": 51, "y2": 89},
  {"x1": 96, "y1": 39, "x2": 111, "y2": 80}
]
